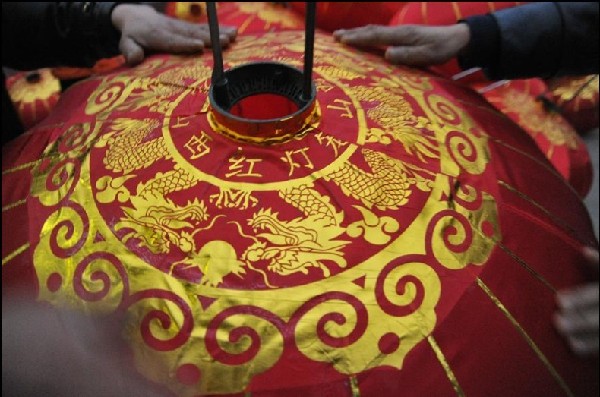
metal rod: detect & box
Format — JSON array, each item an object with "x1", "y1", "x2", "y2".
[
  {"x1": 207, "y1": 2, "x2": 223, "y2": 83},
  {"x1": 206, "y1": 2, "x2": 229, "y2": 108},
  {"x1": 302, "y1": 2, "x2": 316, "y2": 101}
]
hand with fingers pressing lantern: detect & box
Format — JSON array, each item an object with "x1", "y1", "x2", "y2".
[{"x1": 111, "y1": 3, "x2": 237, "y2": 66}]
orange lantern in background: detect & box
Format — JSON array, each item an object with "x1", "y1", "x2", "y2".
[
  {"x1": 288, "y1": 2, "x2": 406, "y2": 32},
  {"x1": 165, "y1": 2, "x2": 305, "y2": 34},
  {"x1": 2, "y1": 2, "x2": 598, "y2": 396},
  {"x1": 547, "y1": 74, "x2": 600, "y2": 135},
  {"x1": 216, "y1": 2, "x2": 305, "y2": 33},
  {"x1": 4, "y1": 57, "x2": 126, "y2": 136},
  {"x1": 165, "y1": 2, "x2": 207, "y2": 23},
  {"x1": 5, "y1": 68, "x2": 61, "y2": 130}
]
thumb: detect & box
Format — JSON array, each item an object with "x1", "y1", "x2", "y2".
[{"x1": 119, "y1": 35, "x2": 145, "y2": 66}]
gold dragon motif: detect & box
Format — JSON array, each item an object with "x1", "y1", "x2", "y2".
[
  {"x1": 242, "y1": 185, "x2": 348, "y2": 278},
  {"x1": 98, "y1": 118, "x2": 167, "y2": 173},
  {"x1": 325, "y1": 148, "x2": 433, "y2": 210}
]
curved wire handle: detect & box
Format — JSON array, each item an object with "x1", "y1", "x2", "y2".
[
  {"x1": 206, "y1": 2, "x2": 317, "y2": 105},
  {"x1": 302, "y1": 3, "x2": 316, "y2": 102},
  {"x1": 207, "y1": 3, "x2": 224, "y2": 85},
  {"x1": 206, "y1": 2, "x2": 229, "y2": 107}
]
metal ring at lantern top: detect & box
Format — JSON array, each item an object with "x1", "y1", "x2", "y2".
[
  {"x1": 206, "y1": 2, "x2": 318, "y2": 145},
  {"x1": 208, "y1": 62, "x2": 318, "y2": 145}
]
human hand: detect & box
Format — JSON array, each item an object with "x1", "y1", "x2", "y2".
[
  {"x1": 333, "y1": 24, "x2": 470, "y2": 67},
  {"x1": 553, "y1": 247, "x2": 599, "y2": 356},
  {"x1": 111, "y1": 4, "x2": 237, "y2": 65}
]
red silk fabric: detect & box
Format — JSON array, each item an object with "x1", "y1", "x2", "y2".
[{"x1": 2, "y1": 7, "x2": 598, "y2": 397}]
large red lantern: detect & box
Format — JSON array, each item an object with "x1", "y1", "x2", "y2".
[{"x1": 2, "y1": 3, "x2": 597, "y2": 396}]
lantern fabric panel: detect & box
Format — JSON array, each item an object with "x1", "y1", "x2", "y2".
[
  {"x1": 1, "y1": 169, "x2": 36, "y2": 299},
  {"x1": 1, "y1": 128, "x2": 52, "y2": 300},
  {"x1": 390, "y1": 1, "x2": 523, "y2": 26},
  {"x1": 2, "y1": 16, "x2": 598, "y2": 397}
]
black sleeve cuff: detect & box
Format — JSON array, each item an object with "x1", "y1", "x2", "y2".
[
  {"x1": 81, "y1": 2, "x2": 122, "y2": 61},
  {"x1": 51, "y1": 2, "x2": 124, "y2": 66},
  {"x1": 94, "y1": 2, "x2": 121, "y2": 39},
  {"x1": 457, "y1": 14, "x2": 501, "y2": 77}
]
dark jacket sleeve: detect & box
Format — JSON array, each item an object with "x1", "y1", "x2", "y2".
[
  {"x1": 458, "y1": 2, "x2": 599, "y2": 80},
  {"x1": 2, "y1": 2, "x2": 122, "y2": 71}
]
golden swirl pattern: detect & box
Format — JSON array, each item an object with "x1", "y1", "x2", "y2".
[
  {"x1": 32, "y1": 158, "x2": 81, "y2": 207},
  {"x1": 72, "y1": 252, "x2": 130, "y2": 312},
  {"x1": 47, "y1": 203, "x2": 89, "y2": 259},
  {"x1": 85, "y1": 76, "x2": 136, "y2": 116},
  {"x1": 29, "y1": 31, "x2": 500, "y2": 395},
  {"x1": 445, "y1": 129, "x2": 487, "y2": 175},
  {"x1": 424, "y1": 92, "x2": 464, "y2": 127}
]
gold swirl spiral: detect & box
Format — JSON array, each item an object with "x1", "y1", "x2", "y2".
[
  {"x1": 32, "y1": 158, "x2": 80, "y2": 206},
  {"x1": 85, "y1": 76, "x2": 135, "y2": 115},
  {"x1": 445, "y1": 130, "x2": 487, "y2": 175},
  {"x1": 425, "y1": 93, "x2": 463, "y2": 126}
]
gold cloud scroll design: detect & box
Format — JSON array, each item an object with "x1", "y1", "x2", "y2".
[{"x1": 31, "y1": 31, "x2": 499, "y2": 396}]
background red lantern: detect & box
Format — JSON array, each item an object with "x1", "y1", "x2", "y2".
[
  {"x1": 5, "y1": 68, "x2": 61, "y2": 130},
  {"x1": 288, "y1": 2, "x2": 407, "y2": 32},
  {"x1": 547, "y1": 74, "x2": 600, "y2": 135},
  {"x1": 164, "y1": 2, "x2": 207, "y2": 23}
]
